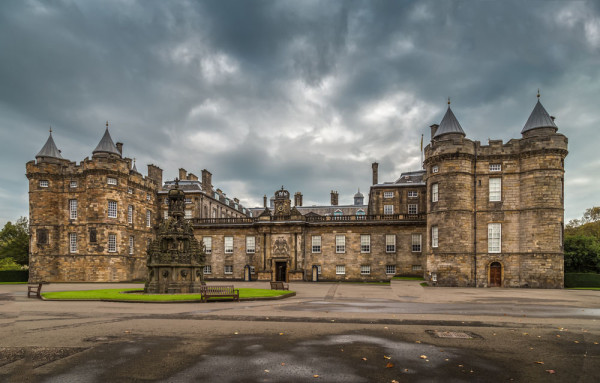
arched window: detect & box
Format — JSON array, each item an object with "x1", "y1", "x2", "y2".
[
  {"x1": 334, "y1": 209, "x2": 343, "y2": 216},
  {"x1": 356, "y1": 209, "x2": 365, "y2": 216}
]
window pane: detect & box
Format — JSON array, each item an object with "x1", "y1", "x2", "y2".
[
  {"x1": 432, "y1": 226, "x2": 438, "y2": 248},
  {"x1": 488, "y1": 223, "x2": 501, "y2": 253},
  {"x1": 384, "y1": 191, "x2": 394, "y2": 198},
  {"x1": 361, "y1": 235, "x2": 370, "y2": 253},
  {"x1": 108, "y1": 234, "x2": 116, "y2": 252},
  {"x1": 408, "y1": 204, "x2": 418, "y2": 214},
  {"x1": 69, "y1": 233, "x2": 77, "y2": 253},
  {"x1": 386, "y1": 265, "x2": 396, "y2": 275},
  {"x1": 336, "y1": 265, "x2": 345, "y2": 275},
  {"x1": 384, "y1": 205, "x2": 394, "y2": 215},
  {"x1": 412, "y1": 234, "x2": 422, "y2": 252},
  {"x1": 203, "y1": 265, "x2": 212, "y2": 274},
  {"x1": 246, "y1": 236, "x2": 255, "y2": 253},
  {"x1": 129, "y1": 236, "x2": 134, "y2": 255},
  {"x1": 336, "y1": 235, "x2": 345, "y2": 253},
  {"x1": 386, "y1": 235, "x2": 396, "y2": 252},
  {"x1": 225, "y1": 236, "x2": 233, "y2": 253},
  {"x1": 489, "y1": 178, "x2": 501, "y2": 201},
  {"x1": 432, "y1": 183, "x2": 438, "y2": 203},
  {"x1": 203, "y1": 237, "x2": 212, "y2": 254},
  {"x1": 108, "y1": 201, "x2": 117, "y2": 218},
  {"x1": 312, "y1": 236, "x2": 321, "y2": 253},
  {"x1": 128, "y1": 205, "x2": 133, "y2": 224},
  {"x1": 146, "y1": 210, "x2": 151, "y2": 227},
  {"x1": 360, "y1": 265, "x2": 371, "y2": 275},
  {"x1": 69, "y1": 199, "x2": 77, "y2": 219}
]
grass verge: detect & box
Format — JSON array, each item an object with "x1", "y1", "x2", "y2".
[
  {"x1": 567, "y1": 287, "x2": 600, "y2": 291},
  {"x1": 392, "y1": 276, "x2": 425, "y2": 281},
  {"x1": 42, "y1": 288, "x2": 292, "y2": 302}
]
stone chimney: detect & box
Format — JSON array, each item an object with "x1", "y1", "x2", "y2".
[
  {"x1": 294, "y1": 192, "x2": 303, "y2": 207},
  {"x1": 330, "y1": 190, "x2": 339, "y2": 206},
  {"x1": 201, "y1": 169, "x2": 212, "y2": 193},
  {"x1": 147, "y1": 164, "x2": 163, "y2": 187},
  {"x1": 372, "y1": 162, "x2": 379, "y2": 185},
  {"x1": 116, "y1": 142, "x2": 123, "y2": 155},
  {"x1": 188, "y1": 173, "x2": 198, "y2": 181},
  {"x1": 430, "y1": 124, "x2": 439, "y2": 140},
  {"x1": 178, "y1": 168, "x2": 187, "y2": 181}
]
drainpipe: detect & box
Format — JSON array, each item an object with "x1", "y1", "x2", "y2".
[{"x1": 473, "y1": 148, "x2": 477, "y2": 287}]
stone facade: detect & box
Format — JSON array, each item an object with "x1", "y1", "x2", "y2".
[{"x1": 27, "y1": 96, "x2": 567, "y2": 288}]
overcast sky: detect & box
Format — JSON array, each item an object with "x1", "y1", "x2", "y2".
[{"x1": 1, "y1": 0, "x2": 599, "y2": 226}]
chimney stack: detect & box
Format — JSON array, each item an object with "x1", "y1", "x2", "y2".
[
  {"x1": 430, "y1": 124, "x2": 439, "y2": 140},
  {"x1": 201, "y1": 169, "x2": 212, "y2": 193},
  {"x1": 178, "y1": 168, "x2": 187, "y2": 181},
  {"x1": 147, "y1": 164, "x2": 163, "y2": 187},
  {"x1": 263, "y1": 195, "x2": 267, "y2": 208},
  {"x1": 372, "y1": 162, "x2": 379, "y2": 185},
  {"x1": 294, "y1": 192, "x2": 303, "y2": 207},
  {"x1": 330, "y1": 190, "x2": 339, "y2": 206},
  {"x1": 116, "y1": 142, "x2": 123, "y2": 155},
  {"x1": 188, "y1": 173, "x2": 198, "y2": 181}
]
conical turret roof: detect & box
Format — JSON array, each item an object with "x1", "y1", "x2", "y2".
[
  {"x1": 93, "y1": 123, "x2": 121, "y2": 156},
  {"x1": 131, "y1": 159, "x2": 138, "y2": 173},
  {"x1": 521, "y1": 99, "x2": 557, "y2": 134},
  {"x1": 433, "y1": 105, "x2": 465, "y2": 138},
  {"x1": 36, "y1": 129, "x2": 64, "y2": 159}
]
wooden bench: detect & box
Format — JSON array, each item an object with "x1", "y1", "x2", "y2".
[
  {"x1": 200, "y1": 285, "x2": 239, "y2": 302},
  {"x1": 270, "y1": 281, "x2": 289, "y2": 290},
  {"x1": 27, "y1": 282, "x2": 46, "y2": 299}
]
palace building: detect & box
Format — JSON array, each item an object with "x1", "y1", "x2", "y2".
[{"x1": 27, "y1": 96, "x2": 568, "y2": 287}]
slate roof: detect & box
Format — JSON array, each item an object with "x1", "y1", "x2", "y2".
[
  {"x1": 93, "y1": 127, "x2": 121, "y2": 156},
  {"x1": 521, "y1": 100, "x2": 557, "y2": 134},
  {"x1": 36, "y1": 131, "x2": 64, "y2": 159},
  {"x1": 433, "y1": 106, "x2": 465, "y2": 138}
]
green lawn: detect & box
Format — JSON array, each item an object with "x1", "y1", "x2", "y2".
[
  {"x1": 567, "y1": 287, "x2": 600, "y2": 291},
  {"x1": 392, "y1": 276, "x2": 425, "y2": 281},
  {"x1": 42, "y1": 288, "x2": 292, "y2": 302}
]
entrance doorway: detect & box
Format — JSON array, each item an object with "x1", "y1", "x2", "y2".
[
  {"x1": 275, "y1": 262, "x2": 287, "y2": 282},
  {"x1": 489, "y1": 262, "x2": 502, "y2": 287}
]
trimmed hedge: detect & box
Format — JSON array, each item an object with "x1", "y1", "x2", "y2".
[
  {"x1": 0, "y1": 270, "x2": 29, "y2": 282},
  {"x1": 564, "y1": 273, "x2": 600, "y2": 288}
]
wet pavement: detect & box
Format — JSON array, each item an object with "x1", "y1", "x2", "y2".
[{"x1": 1, "y1": 281, "x2": 599, "y2": 382}]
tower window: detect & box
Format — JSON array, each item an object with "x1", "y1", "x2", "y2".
[
  {"x1": 70, "y1": 181, "x2": 77, "y2": 188},
  {"x1": 108, "y1": 201, "x2": 117, "y2": 218},
  {"x1": 69, "y1": 199, "x2": 77, "y2": 220},
  {"x1": 108, "y1": 234, "x2": 117, "y2": 252},
  {"x1": 107, "y1": 177, "x2": 117, "y2": 185},
  {"x1": 489, "y1": 164, "x2": 502, "y2": 172},
  {"x1": 432, "y1": 183, "x2": 439, "y2": 203},
  {"x1": 39, "y1": 180, "x2": 49, "y2": 188},
  {"x1": 37, "y1": 229, "x2": 48, "y2": 244},
  {"x1": 489, "y1": 178, "x2": 502, "y2": 202},
  {"x1": 488, "y1": 223, "x2": 501, "y2": 253},
  {"x1": 431, "y1": 226, "x2": 438, "y2": 248},
  {"x1": 432, "y1": 165, "x2": 439, "y2": 173},
  {"x1": 129, "y1": 236, "x2": 134, "y2": 255},
  {"x1": 146, "y1": 210, "x2": 151, "y2": 227},
  {"x1": 128, "y1": 205, "x2": 133, "y2": 224},
  {"x1": 69, "y1": 233, "x2": 77, "y2": 253}
]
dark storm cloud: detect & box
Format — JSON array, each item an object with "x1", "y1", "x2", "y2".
[{"x1": 1, "y1": 0, "x2": 598, "y2": 224}]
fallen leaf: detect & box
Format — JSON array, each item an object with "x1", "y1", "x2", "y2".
[
  {"x1": 361, "y1": 357, "x2": 367, "y2": 361},
  {"x1": 384, "y1": 355, "x2": 391, "y2": 360},
  {"x1": 534, "y1": 361, "x2": 544, "y2": 365},
  {"x1": 313, "y1": 375, "x2": 319, "y2": 378},
  {"x1": 420, "y1": 355, "x2": 427, "y2": 359},
  {"x1": 386, "y1": 362, "x2": 394, "y2": 368},
  {"x1": 279, "y1": 332, "x2": 284, "y2": 335},
  {"x1": 415, "y1": 340, "x2": 421, "y2": 344},
  {"x1": 546, "y1": 370, "x2": 556, "y2": 374}
]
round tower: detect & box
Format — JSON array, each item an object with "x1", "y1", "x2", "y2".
[
  {"x1": 517, "y1": 95, "x2": 568, "y2": 287},
  {"x1": 424, "y1": 102, "x2": 476, "y2": 286}
]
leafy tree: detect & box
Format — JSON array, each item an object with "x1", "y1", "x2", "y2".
[
  {"x1": 0, "y1": 217, "x2": 29, "y2": 266},
  {"x1": 564, "y1": 235, "x2": 600, "y2": 273},
  {"x1": 0, "y1": 257, "x2": 22, "y2": 271}
]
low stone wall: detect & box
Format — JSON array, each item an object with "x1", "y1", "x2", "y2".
[{"x1": 28, "y1": 254, "x2": 146, "y2": 282}]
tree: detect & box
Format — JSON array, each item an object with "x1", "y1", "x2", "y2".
[
  {"x1": 564, "y1": 235, "x2": 600, "y2": 273},
  {"x1": 0, "y1": 217, "x2": 29, "y2": 266}
]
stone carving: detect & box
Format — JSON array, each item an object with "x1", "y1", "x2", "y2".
[{"x1": 273, "y1": 236, "x2": 289, "y2": 257}]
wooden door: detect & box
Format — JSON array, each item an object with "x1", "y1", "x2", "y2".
[{"x1": 489, "y1": 262, "x2": 502, "y2": 287}]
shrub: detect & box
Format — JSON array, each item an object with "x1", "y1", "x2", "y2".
[
  {"x1": 564, "y1": 273, "x2": 600, "y2": 288},
  {"x1": 0, "y1": 270, "x2": 29, "y2": 282}
]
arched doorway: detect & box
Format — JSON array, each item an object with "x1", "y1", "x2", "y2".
[{"x1": 489, "y1": 262, "x2": 502, "y2": 287}]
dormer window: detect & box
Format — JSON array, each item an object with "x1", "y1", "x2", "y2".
[
  {"x1": 39, "y1": 180, "x2": 49, "y2": 188},
  {"x1": 107, "y1": 177, "x2": 117, "y2": 185},
  {"x1": 490, "y1": 164, "x2": 502, "y2": 172}
]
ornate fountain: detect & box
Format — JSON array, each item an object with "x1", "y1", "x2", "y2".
[{"x1": 145, "y1": 179, "x2": 205, "y2": 293}]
